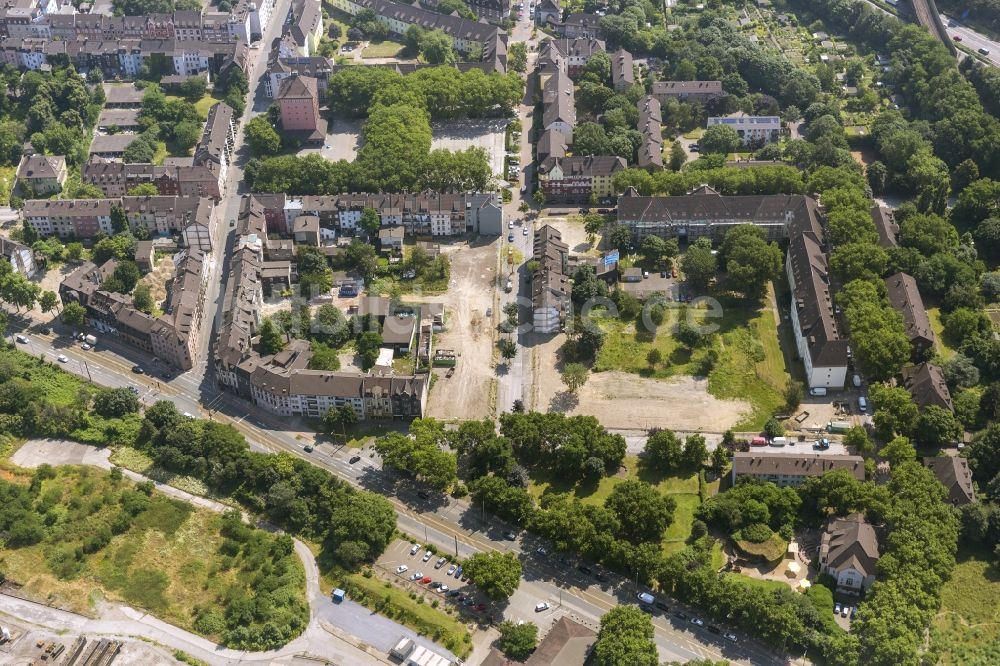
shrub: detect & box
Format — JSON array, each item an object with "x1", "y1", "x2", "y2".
[{"x1": 738, "y1": 522, "x2": 773, "y2": 543}]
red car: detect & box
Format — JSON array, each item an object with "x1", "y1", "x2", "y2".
[
  {"x1": 953, "y1": 35, "x2": 962, "y2": 41},
  {"x1": 420, "y1": 576, "x2": 432, "y2": 584}
]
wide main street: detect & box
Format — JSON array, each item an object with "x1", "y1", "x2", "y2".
[{"x1": 1, "y1": 6, "x2": 800, "y2": 666}]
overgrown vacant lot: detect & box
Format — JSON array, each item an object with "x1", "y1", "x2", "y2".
[
  {"x1": 931, "y1": 547, "x2": 1000, "y2": 665},
  {"x1": 593, "y1": 291, "x2": 790, "y2": 430},
  {"x1": 0, "y1": 464, "x2": 308, "y2": 650}
]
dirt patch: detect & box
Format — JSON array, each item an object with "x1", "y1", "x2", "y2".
[
  {"x1": 537, "y1": 215, "x2": 601, "y2": 256},
  {"x1": 850, "y1": 147, "x2": 877, "y2": 167},
  {"x1": 424, "y1": 238, "x2": 499, "y2": 421},
  {"x1": 532, "y1": 334, "x2": 750, "y2": 431},
  {"x1": 10, "y1": 438, "x2": 112, "y2": 469},
  {"x1": 137, "y1": 255, "x2": 175, "y2": 309}
]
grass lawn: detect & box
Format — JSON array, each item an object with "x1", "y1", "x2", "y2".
[
  {"x1": 0, "y1": 165, "x2": 14, "y2": 205},
  {"x1": 164, "y1": 92, "x2": 223, "y2": 120},
  {"x1": 0, "y1": 465, "x2": 307, "y2": 645},
  {"x1": 362, "y1": 40, "x2": 406, "y2": 58},
  {"x1": 931, "y1": 547, "x2": 1000, "y2": 665},
  {"x1": 723, "y1": 572, "x2": 791, "y2": 593},
  {"x1": 328, "y1": 569, "x2": 471, "y2": 658},
  {"x1": 110, "y1": 446, "x2": 225, "y2": 500},
  {"x1": 927, "y1": 306, "x2": 958, "y2": 360},
  {"x1": 529, "y1": 455, "x2": 708, "y2": 556}
]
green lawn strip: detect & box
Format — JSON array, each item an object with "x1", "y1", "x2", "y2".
[
  {"x1": 0, "y1": 165, "x2": 14, "y2": 205},
  {"x1": 723, "y1": 572, "x2": 791, "y2": 594},
  {"x1": 927, "y1": 306, "x2": 958, "y2": 360},
  {"x1": 331, "y1": 570, "x2": 472, "y2": 658},
  {"x1": 930, "y1": 546, "x2": 1000, "y2": 665},
  {"x1": 109, "y1": 446, "x2": 232, "y2": 501}
]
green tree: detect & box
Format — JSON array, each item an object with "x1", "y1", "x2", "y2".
[
  {"x1": 607, "y1": 225, "x2": 633, "y2": 253},
  {"x1": 257, "y1": 317, "x2": 285, "y2": 355},
  {"x1": 419, "y1": 29, "x2": 455, "y2": 65},
  {"x1": 509, "y1": 41, "x2": 528, "y2": 73},
  {"x1": 497, "y1": 620, "x2": 537, "y2": 660},
  {"x1": 881, "y1": 435, "x2": 916, "y2": 467},
  {"x1": 245, "y1": 115, "x2": 281, "y2": 155},
  {"x1": 683, "y1": 434, "x2": 708, "y2": 469},
  {"x1": 844, "y1": 425, "x2": 875, "y2": 455},
  {"x1": 914, "y1": 406, "x2": 960, "y2": 447},
  {"x1": 561, "y1": 362, "x2": 588, "y2": 393},
  {"x1": 681, "y1": 239, "x2": 717, "y2": 291},
  {"x1": 711, "y1": 445, "x2": 731, "y2": 474},
  {"x1": 171, "y1": 120, "x2": 201, "y2": 151},
  {"x1": 594, "y1": 606, "x2": 658, "y2": 666},
  {"x1": 700, "y1": 124, "x2": 742, "y2": 155},
  {"x1": 644, "y1": 428, "x2": 682, "y2": 471},
  {"x1": 127, "y1": 183, "x2": 159, "y2": 196},
  {"x1": 323, "y1": 404, "x2": 358, "y2": 440},
  {"x1": 61, "y1": 301, "x2": 86, "y2": 327},
  {"x1": 463, "y1": 551, "x2": 522, "y2": 600},
  {"x1": 356, "y1": 331, "x2": 383, "y2": 371},
  {"x1": 93, "y1": 387, "x2": 141, "y2": 417},
  {"x1": 132, "y1": 284, "x2": 153, "y2": 314},
  {"x1": 605, "y1": 480, "x2": 675, "y2": 543},
  {"x1": 720, "y1": 225, "x2": 782, "y2": 299},
  {"x1": 669, "y1": 141, "x2": 687, "y2": 171},
  {"x1": 498, "y1": 337, "x2": 517, "y2": 362},
  {"x1": 38, "y1": 290, "x2": 58, "y2": 315},
  {"x1": 359, "y1": 207, "x2": 381, "y2": 237}
]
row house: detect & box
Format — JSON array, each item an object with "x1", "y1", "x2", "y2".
[
  {"x1": 60, "y1": 251, "x2": 208, "y2": 370},
  {"x1": 82, "y1": 158, "x2": 224, "y2": 200},
  {"x1": 548, "y1": 37, "x2": 604, "y2": 77},
  {"x1": 550, "y1": 12, "x2": 602, "y2": 39},
  {"x1": 531, "y1": 225, "x2": 569, "y2": 334},
  {"x1": 707, "y1": 113, "x2": 781, "y2": 146},
  {"x1": 732, "y1": 452, "x2": 865, "y2": 488},
  {"x1": 615, "y1": 185, "x2": 812, "y2": 243},
  {"x1": 651, "y1": 80, "x2": 725, "y2": 104},
  {"x1": 424, "y1": 0, "x2": 510, "y2": 24},
  {"x1": 22, "y1": 198, "x2": 115, "y2": 239},
  {"x1": 121, "y1": 195, "x2": 214, "y2": 248},
  {"x1": 329, "y1": 0, "x2": 506, "y2": 61},
  {"x1": 636, "y1": 96, "x2": 662, "y2": 171},
  {"x1": 536, "y1": 155, "x2": 626, "y2": 203},
  {"x1": 286, "y1": 0, "x2": 323, "y2": 57},
  {"x1": 193, "y1": 102, "x2": 236, "y2": 185}
]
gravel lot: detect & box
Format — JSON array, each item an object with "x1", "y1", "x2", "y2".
[
  {"x1": 535, "y1": 215, "x2": 602, "y2": 256},
  {"x1": 424, "y1": 239, "x2": 499, "y2": 421}
]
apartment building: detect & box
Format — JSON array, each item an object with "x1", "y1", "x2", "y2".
[
  {"x1": 732, "y1": 452, "x2": 866, "y2": 488},
  {"x1": 707, "y1": 113, "x2": 781, "y2": 146},
  {"x1": 819, "y1": 513, "x2": 880, "y2": 596},
  {"x1": 15, "y1": 153, "x2": 66, "y2": 195},
  {"x1": 264, "y1": 55, "x2": 332, "y2": 98},
  {"x1": 423, "y1": 0, "x2": 509, "y2": 24},
  {"x1": 541, "y1": 68, "x2": 575, "y2": 140},
  {"x1": 82, "y1": 158, "x2": 225, "y2": 200},
  {"x1": 258, "y1": 192, "x2": 504, "y2": 236},
  {"x1": 22, "y1": 195, "x2": 215, "y2": 249},
  {"x1": 287, "y1": 0, "x2": 323, "y2": 56},
  {"x1": 901, "y1": 362, "x2": 954, "y2": 412},
  {"x1": 884, "y1": 272, "x2": 935, "y2": 357},
  {"x1": 545, "y1": 37, "x2": 605, "y2": 76},
  {"x1": 551, "y1": 12, "x2": 602, "y2": 39},
  {"x1": 616, "y1": 185, "x2": 813, "y2": 242},
  {"x1": 214, "y1": 221, "x2": 428, "y2": 419},
  {"x1": 610, "y1": 48, "x2": 633, "y2": 91},
  {"x1": 193, "y1": 102, "x2": 236, "y2": 185},
  {"x1": 636, "y1": 96, "x2": 662, "y2": 171},
  {"x1": 59, "y1": 250, "x2": 208, "y2": 370},
  {"x1": 651, "y1": 80, "x2": 724, "y2": 104},
  {"x1": 537, "y1": 156, "x2": 626, "y2": 203},
  {"x1": 924, "y1": 456, "x2": 975, "y2": 505},
  {"x1": 531, "y1": 224, "x2": 570, "y2": 334},
  {"x1": 328, "y1": 0, "x2": 507, "y2": 60}
]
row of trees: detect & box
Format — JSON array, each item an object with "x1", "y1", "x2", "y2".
[
  {"x1": 327, "y1": 66, "x2": 522, "y2": 120},
  {"x1": 612, "y1": 164, "x2": 805, "y2": 197}
]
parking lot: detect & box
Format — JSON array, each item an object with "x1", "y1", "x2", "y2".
[{"x1": 376, "y1": 539, "x2": 488, "y2": 619}]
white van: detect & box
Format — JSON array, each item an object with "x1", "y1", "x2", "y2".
[
  {"x1": 858, "y1": 397, "x2": 868, "y2": 413},
  {"x1": 637, "y1": 592, "x2": 655, "y2": 605},
  {"x1": 770, "y1": 437, "x2": 788, "y2": 447},
  {"x1": 809, "y1": 387, "x2": 827, "y2": 397}
]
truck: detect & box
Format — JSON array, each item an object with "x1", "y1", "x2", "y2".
[
  {"x1": 84, "y1": 334, "x2": 97, "y2": 346},
  {"x1": 505, "y1": 279, "x2": 513, "y2": 292},
  {"x1": 828, "y1": 420, "x2": 851, "y2": 433}
]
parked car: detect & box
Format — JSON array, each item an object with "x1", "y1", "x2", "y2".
[
  {"x1": 979, "y1": 47, "x2": 991, "y2": 55},
  {"x1": 690, "y1": 617, "x2": 705, "y2": 626},
  {"x1": 638, "y1": 592, "x2": 655, "y2": 605},
  {"x1": 350, "y1": 455, "x2": 362, "y2": 464},
  {"x1": 454, "y1": 566, "x2": 463, "y2": 578},
  {"x1": 953, "y1": 35, "x2": 962, "y2": 41},
  {"x1": 504, "y1": 531, "x2": 517, "y2": 540},
  {"x1": 447, "y1": 590, "x2": 461, "y2": 598},
  {"x1": 410, "y1": 572, "x2": 421, "y2": 581},
  {"x1": 396, "y1": 565, "x2": 409, "y2": 574},
  {"x1": 57, "y1": 354, "x2": 69, "y2": 363},
  {"x1": 303, "y1": 445, "x2": 314, "y2": 453},
  {"x1": 578, "y1": 565, "x2": 592, "y2": 575},
  {"x1": 81, "y1": 343, "x2": 92, "y2": 350},
  {"x1": 724, "y1": 632, "x2": 738, "y2": 642},
  {"x1": 435, "y1": 557, "x2": 447, "y2": 569},
  {"x1": 39, "y1": 327, "x2": 50, "y2": 334},
  {"x1": 15, "y1": 335, "x2": 27, "y2": 344},
  {"x1": 655, "y1": 601, "x2": 669, "y2": 612},
  {"x1": 835, "y1": 602, "x2": 842, "y2": 614},
  {"x1": 535, "y1": 601, "x2": 549, "y2": 612},
  {"x1": 447, "y1": 564, "x2": 457, "y2": 576},
  {"x1": 439, "y1": 584, "x2": 449, "y2": 592},
  {"x1": 508, "y1": 233, "x2": 515, "y2": 242},
  {"x1": 707, "y1": 625, "x2": 721, "y2": 634},
  {"x1": 429, "y1": 582, "x2": 442, "y2": 590},
  {"x1": 420, "y1": 576, "x2": 432, "y2": 584},
  {"x1": 132, "y1": 365, "x2": 144, "y2": 374},
  {"x1": 536, "y1": 546, "x2": 549, "y2": 557},
  {"x1": 410, "y1": 544, "x2": 420, "y2": 556},
  {"x1": 423, "y1": 550, "x2": 433, "y2": 562}
]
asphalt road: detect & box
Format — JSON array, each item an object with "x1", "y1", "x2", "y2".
[{"x1": 942, "y1": 13, "x2": 1000, "y2": 67}]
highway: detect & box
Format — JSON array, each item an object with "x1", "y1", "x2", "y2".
[{"x1": 941, "y1": 12, "x2": 1000, "y2": 67}]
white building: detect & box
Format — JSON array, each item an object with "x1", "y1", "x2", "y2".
[{"x1": 707, "y1": 113, "x2": 781, "y2": 145}]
